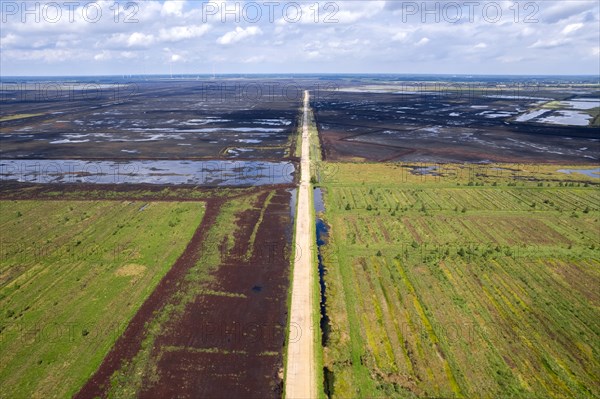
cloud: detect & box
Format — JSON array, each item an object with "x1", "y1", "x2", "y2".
[
  {"x1": 415, "y1": 37, "x2": 430, "y2": 46},
  {"x1": 0, "y1": 34, "x2": 19, "y2": 48},
  {"x1": 3, "y1": 48, "x2": 78, "y2": 63},
  {"x1": 94, "y1": 51, "x2": 111, "y2": 61},
  {"x1": 217, "y1": 26, "x2": 262, "y2": 45},
  {"x1": 474, "y1": 42, "x2": 487, "y2": 49},
  {"x1": 562, "y1": 23, "x2": 584, "y2": 35},
  {"x1": 121, "y1": 51, "x2": 136, "y2": 59},
  {"x1": 529, "y1": 39, "x2": 569, "y2": 49},
  {"x1": 171, "y1": 54, "x2": 182, "y2": 62},
  {"x1": 541, "y1": 1, "x2": 595, "y2": 23},
  {"x1": 127, "y1": 32, "x2": 155, "y2": 47},
  {"x1": 159, "y1": 25, "x2": 211, "y2": 42},
  {"x1": 392, "y1": 31, "x2": 409, "y2": 42},
  {"x1": 332, "y1": 0, "x2": 386, "y2": 24},
  {"x1": 161, "y1": 0, "x2": 186, "y2": 17}
]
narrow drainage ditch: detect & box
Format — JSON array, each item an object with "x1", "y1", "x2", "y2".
[{"x1": 314, "y1": 187, "x2": 334, "y2": 398}]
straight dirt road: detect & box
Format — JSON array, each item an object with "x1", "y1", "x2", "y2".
[{"x1": 285, "y1": 90, "x2": 316, "y2": 399}]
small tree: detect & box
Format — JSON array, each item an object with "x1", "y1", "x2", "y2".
[{"x1": 345, "y1": 203, "x2": 351, "y2": 211}]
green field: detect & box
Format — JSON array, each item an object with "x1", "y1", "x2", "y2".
[
  {"x1": 0, "y1": 113, "x2": 44, "y2": 123},
  {"x1": 318, "y1": 163, "x2": 600, "y2": 398},
  {"x1": 0, "y1": 200, "x2": 204, "y2": 398}
]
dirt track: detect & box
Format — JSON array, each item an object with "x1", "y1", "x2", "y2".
[{"x1": 284, "y1": 90, "x2": 317, "y2": 398}]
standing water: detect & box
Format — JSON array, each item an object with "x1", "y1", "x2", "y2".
[
  {"x1": 314, "y1": 187, "x2": 334, "y2": 397},
  {"x1": 313, "y1": 188, "x2": 331, "y2": 345}
]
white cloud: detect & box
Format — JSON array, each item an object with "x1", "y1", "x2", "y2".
[
  {"x1": 562, "y1": 23, "x2": 584, "y2": 35},
  {"x1": 94, "y1": 51, "x2": 111, "y2": 61},
  {"x1": 392, "y1": 31, "x2": 409, "y2": 42},
  {"x1": 0, "y1": 34, "x2": 19, "y2": 48},
  {"x1": 161, "y1": 0, "x2": 186, "y2": 17},
  {"x1": 127, "y1": 32, "x2": 155, "y2": 47},
  {"x1": 332, "y1": 0, "x2": 386, "y2": 24},
  {"x1": 171, "y1": 54, "x2": 182, "y2": 62},
  {"x1": 306, "y1": 51, "x2": 320, "y2": 59},
  {"x1": 529, "y1": 39, "x2": 569, "y2": 49},
  {"x1": 217, "y1": 26, "x2": 262, "y2": 45},
  {"x1": 541, "y1": 1, "x2": 594, "y2": 23},
  {"x1": 159, "y1": 25, "x2": 211, "y2": 42},
  {"x1": 120, "y1": 51, "x2": 136, "y2": 59},
  {"x1": 415, "y1": 37, "x2": 430, "y2": 46},
  {"x1": 92, "y1": 50, "x2": 135, "y2": 62},
  {"x1": 4, "y1": 48, "x2": 78, "y2": 63}
]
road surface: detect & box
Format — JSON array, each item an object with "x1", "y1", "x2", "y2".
[{"x1": 284, "y1": 90, "x2": 316, "y2": 399}]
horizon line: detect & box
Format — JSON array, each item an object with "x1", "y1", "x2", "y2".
[{"x1": 2, "y1": 73, "x2": 599, "y2": 79}]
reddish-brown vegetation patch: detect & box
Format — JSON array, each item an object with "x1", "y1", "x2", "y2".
[{"x1": 139, "y1": 189, "x2": 292, "y2": 398}]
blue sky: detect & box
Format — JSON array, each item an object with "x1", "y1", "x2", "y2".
[{"x1": 1, "y1": 0, "x2": 599, "y2": 76}]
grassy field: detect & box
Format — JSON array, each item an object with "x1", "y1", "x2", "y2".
[
  {"x1": 0, "y1": 113, "x2": 44, "y2": 123},
  {"x1": 586, "y1": 107, "x2": 600, "y2": 127},
  {"x1": 318, "y1": 162, "x2": 600, "y2": 398},
  {"x1": 0, "y1": 200, "x2": 204, "y2": 398}
]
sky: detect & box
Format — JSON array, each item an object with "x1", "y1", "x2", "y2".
[{"x1": 1, "y1": 0, "x2": 599, "y2": 76}]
